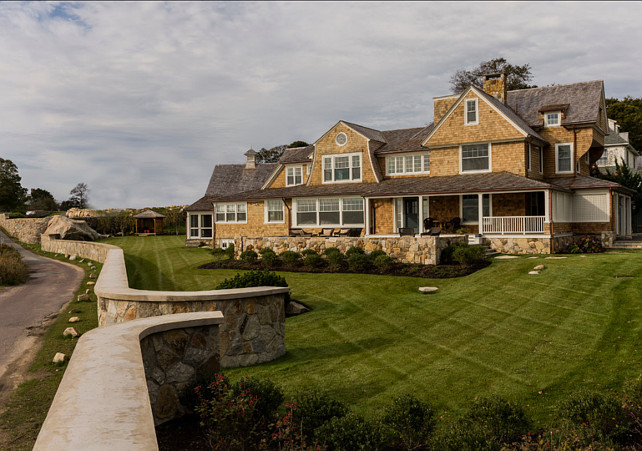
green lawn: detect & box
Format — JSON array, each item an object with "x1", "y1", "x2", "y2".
[{"x1": 102, "y1": 235, "x2": 642, "y2": 422}]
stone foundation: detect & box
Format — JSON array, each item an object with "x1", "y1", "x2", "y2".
[
  {"x1": 486, "y1": 236, "x2": 552, "y2": 254},
  {"x1": 220, "y1": 235, "x2": 467, "y2": 265}
]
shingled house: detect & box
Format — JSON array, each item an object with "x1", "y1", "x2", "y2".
[{"x1": 186, "y1": 75, "x2": 634, "y2": 257}]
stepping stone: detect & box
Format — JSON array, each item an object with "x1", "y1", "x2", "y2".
[
  {"x1": 533, "y1": 265, "x2": 545, "y2": 271},
  {"x1": 69, "y1": 317, "x2": 80, "y2": 323},
  {"x1": 495, "y1": 255, "x2": 519, "y2": 259},
  {"x1": 545, "y1": 256, "x2": 567, "y2": 259},
  {"x1": 89, "y1": 273, "x2": 96, "y2": 279},
  {"x1": 53, "y1": 352, "x2": 67, "y2": 364},
  {"x1": 527, "y1": 257, "x2": 538, "y2": 259},
  {"x1": 87, "y1": 281, "x2": 95, "y2": 286},
  {"x1": 528, "y1": 271, "x2": 540, "y2": 275},
  {"x1": 77, "y1": 294, "x2": 90, "y2": 302},
  {"x1": 85, "y1": 289, "x2": 90, "y2": 294},
  {"x1": 419, "y1": 286, "x2": 439, "y2": 293},
  {"x1": 63, "y1": 327, "x2": 79, "y2": 338}
]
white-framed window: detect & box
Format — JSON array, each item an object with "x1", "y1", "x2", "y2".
[
  {"x1": 555, "y1": 143, "x2": 574, "y2": 174},
  {"x1": 189, "y1": 213, "x2": 213, "y2": 238},
  {"x1": 322, "y1": 153, "x2": 362, "y2": 183},
  {"x1": 215, "y1": 202, "x2": 247, "y2": 223},
  {"x1": 596, "y1": 151, "x2": 609, "y2": 166},
  {"x1": 336, "y1": 132, "x2": 348, "y2": 146},
  {"x1": 220, "y1": 239, "x2": 234, "y2": 249},
  {"x1": 527, "y1": 143, "x2": 532, "y2": 172},
  {"x1": 465, "y1": 98, "x2": 478, "y2": 125},
  {"x1": 461, "y1": 194, "x2": 491, "y2": 224},
  {"x1": 286, "y1": 166, "x2": 303, "y2": 186},
  {"x1": 294, "y1": 197, "x2": 364, "y2": 227},
  {"x1": 538, "y1": 146, "x2": 544, "y2": 173},
  {"x1": 264, "y1": 199, "x2": 285, "y2": 224},
  {"x1": 386, "y1": 153, "x2": 430, "y2": 175},
  {"x1": 544, "y1": 111, "x2": 561, "y2": 127},
  {"x1": 460, "y1": 143, "x2": 491, "y2": 173}
]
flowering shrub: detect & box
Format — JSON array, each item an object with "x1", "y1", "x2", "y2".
[{"x1": 559, "y1": 235, "x2": 604, "y2": 254}]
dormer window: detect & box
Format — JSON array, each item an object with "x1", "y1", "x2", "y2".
[
  {"x1": 545, "y1": 112, "x2": 561, "y2": 127},
  {"x1": 465, "y1": 98, "x2": 478, "y2": 125},
  {"x1": 286, "y1": 166, "x2": 303, "y2": 186}
]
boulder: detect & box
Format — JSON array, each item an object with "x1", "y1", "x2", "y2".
[
  {"x1": 63, "y1": 327, "x2": 79, "y2": 338},
  {"x1": 69, "y1": 317, "x2": 80, "y2": 323},
  {"x1": 44, "y1": 215, "x2": 101, "y2": 241},
  {"x1": 53, "y1": 352, "x2": 67, "y2": 364},
  {"x1": 419, "y1": 286, "x2": 439, "y2": 293},
  {"x1": 285, "y1": 300, "x2": 311, "y2": 316}
]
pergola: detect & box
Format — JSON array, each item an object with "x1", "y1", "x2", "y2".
[{"x1": 133, "y1": 210, "x2": 165, "y2": 235}]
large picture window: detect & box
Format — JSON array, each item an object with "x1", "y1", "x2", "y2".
[
  {"x1": 461, "y1": 143, "x2": 491, "y2": 173},
  {"x1": 322, "y1": 153, "x2": 362, "y2": 183},
  {"x1": 215, "y1": 203, "x2": 247, "y2": 223},
  {"x1": 294, "y1": 198, "x2": 364, "y2": 227},
  {"x1": 386, "y1": 153, "x2": 430, "y2": 175},
  {"x1": 188, "y1": 213, "x2": 213, "y2": 238},
  {"x1": 555, "y1": 143, "x2": 573, "y2": 173}
]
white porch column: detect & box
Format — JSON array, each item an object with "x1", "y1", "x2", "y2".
[
  {"x1": 477, "y1": 193, "x2": 483, "y2": 234},
  {"x1": 418, "y1": 196, "x2": 424, "y2": 233},
  {"x1": 544, "y1": 190, "x2": 551, "y2": 223},
  {"x1": 365, "y1": 197, "x2": 371, "y2": 236}
]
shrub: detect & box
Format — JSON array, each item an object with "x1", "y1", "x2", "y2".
[
  {"x1": 240, "y1": 249, "x2": 258, "y2": 263},
  {"x1": 303, "y1": 253, "x2": 324, "y2": 268},
  {"x1": 433, "y1": 418, "x2": 497, "y2": 451},
  {"x1": 224, "y1": 243, "x2": 235, "y2": 259},
  {"x1": 323, "y1": 247, "x2": 342, "y2": 257},
  {"x1": 326, "y1": 250, "x2": 346, "y2": 269},
  {"x1": 292, "y1": 388, "x2": 349, "y2": 438},
  {"x1": 452, "y1": 244, "x2": 487, "y2": 266},
  {"x1": 381, "y1": 394, "x2": 436, "y2": 450},
  {"x1": 316, "y1": 412, "x2": 383, "y2": 450},
  {"x1": 440, "y1": 241, "x2": 468, "y2": 264},
  {"x1": 373, "y1": 254, "x2": 395, "y2": 271},
  {"x1": 0, "y1": 244, "x2": 29, "y2": 285},
  {"x1": 259, "y1": 248, "x2": 279, "y2": 267},
  {"x1": 211, "y1": 247, "x2": 228, "y2": 260},
  {"x1": 301, "y1": 249, "x2": 319, "y2": 257},
  {"x1": 347, "y1": 253, "x2": 371, "y2": 272},
  {"x1": 281, "y1": 250, "x2": 302, "y2": 265},
  {"x1": 577, "y1": 235, "x2": 604, "y2": 253},
  {"x1": 464, "y1": 396, "x2": 530, "y2": 446},
  {"x1": 367, "y1": 250, "x2": 387, "y2": 260},
  {"x1": 231, "y1": 376, "x2": 283, "y2": 424},
  {"x1": 215, "y1": 269, "x2": 289, "y2": 301},
  {"x1": 557, "y1": 390, "x2": 630, "y2": 443},
  {"x1": 345, "y1": 246, "x2": 365, "y2": 258}
]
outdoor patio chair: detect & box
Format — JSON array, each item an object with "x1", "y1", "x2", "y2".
[
  {"x1": 336, "y1": 228, "x2": 351, "y2": 236},
  {"x1": 423, "y1": 217, "x2": 435, "y2": 230},
  {"x1": 321, "y1": 228, "x2": 334, "y2": 237},
  {"x1": 430, "y1": 227, "x2": 442, "y2": 236},
  {"x1": 399, "y1": 227, "x2": 415, "y2": 237},
  {"x1": 448, "y1": 217, "x2": 461, "y2": 233}
]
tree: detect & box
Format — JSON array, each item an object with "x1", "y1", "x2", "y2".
[
  {"x1": 606, "y1": 97, "x2": 642, "y2": 151},
  {"x1": 27, "y1": 188, "x2": 59, "y2": 211},
  {"x1": 0, "y1": 158, "x2": 27, "y2": 212},
  {"x1": 256, "y1": 141, "x2": 309, "y2": 164},
  {"x1": 164, "y1": 207, "x2": 185, "y2": 235},
  {"x1": 68, "y1": 183, "x2": 90, "y2": 209},
  {"x1": 450, "y1": 57, "x2": 535, "y2": 94}
]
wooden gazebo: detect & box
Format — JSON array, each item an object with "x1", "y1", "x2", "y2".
[{"x1": 134, "y1": 210, "x2": 165, "y2": 235}]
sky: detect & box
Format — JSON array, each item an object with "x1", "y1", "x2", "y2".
[{"x1": 1, "y1": 1, "x2": 642, "y2": 210}]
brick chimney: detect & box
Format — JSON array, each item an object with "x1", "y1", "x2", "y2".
[
  {"x1": 244, "y1": 148, "x2": 257, "y2": 169},
  {"x1": 482, "y1": 73, "x2": 507, "y2": 104}
]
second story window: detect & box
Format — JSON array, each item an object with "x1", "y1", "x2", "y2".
[
  {"x1": 545, "y1": 112, "x2": 561, "y2": 127},
  {"x1": 286, "y1": 166, "x2": 303, "y2": 186},
  {"x1": 461, "y1": 143, "x2": 491, "y2": 173},
  {"x1": 386, "y1": 153, "x2": 430, "y2": 175},
  {"x1": 323, "y1": 153, "x2": 361, "y2": 183},
  {"x1": 555, "y1": 143, "x2": 573, "y2": 174},
  {"x1": 465, "y1": 99, "x2": 478, "y2": 125}
]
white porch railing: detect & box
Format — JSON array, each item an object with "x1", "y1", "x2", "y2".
[{"x1": 482, "y1": 216, "x2": 545, "y2": 235}]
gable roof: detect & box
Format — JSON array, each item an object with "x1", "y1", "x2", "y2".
[
  {"x1": 546, "y1": 174, "x2": 635, "y2": 195},
  {"x1": 133, "y1": 210, "x2": 165, "y2": 218},
  {"x1": 278, "y1": 145, "x2": 315, "y2": 164},
  {"x1": 374, "y1": 126, "x2": 434, "y2": 154},
  {"x1": 422, "y1": 85, "x2": 545, "y2": 146},
  {"x1": 341, "y1": 120, "x2": 387, "y2": 143},
  {"x1": 506, "y1": 80, "x2": 604, "y2": 127}
]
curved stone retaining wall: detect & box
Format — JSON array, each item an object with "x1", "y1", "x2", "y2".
[
  {"x1": 0, "y1": 214, "x2": 51, "y2": 244},
  {"x1": 40, "y1": 235, "x2": 288, "y2": 368}
]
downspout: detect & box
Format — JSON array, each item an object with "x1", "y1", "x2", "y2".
[
  {"x1": 549, "y1": 190, "x2": 555, "y2": 254},
  {"x1": 282, "y1": 198, "x2": 291, "y2": 234},
  {"x1": 211, "y1": 202, "x2": 216, "y2": 250}
]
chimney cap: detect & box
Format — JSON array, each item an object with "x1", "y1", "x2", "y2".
[
  {"x1": 483, "y1": 73, "x2": 505, "y2": 81},
  {"x1": 244, "y1": 148, "x2": 257, "y2": 156}
]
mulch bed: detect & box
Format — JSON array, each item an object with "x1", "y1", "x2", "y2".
[{"x1": 198, "y1": 259, "x2": 490, "y2": 279}]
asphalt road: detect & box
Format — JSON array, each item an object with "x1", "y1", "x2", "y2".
[{"x1": 0, "y1": 230, "x2": 83, "y2": 404}]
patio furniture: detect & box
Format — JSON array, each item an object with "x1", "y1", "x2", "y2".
[
  {"x1": 399, "y1": 227, "x2": 415, "y2": 237},
  {"x1": 448, "y1": 217, "x2": 461, "y2": 233},
  {"x1": 321, "y1": 228, "x2": 334, "y2": 237},
  {"x1": 430, "y1": 227, "x2": 442, "y2": 236},
  {"x1": 290, "y1": 229, "x2": 313, "y2": 237},
  {"x1": 336, "y1": 228, "x2": 351, "y2": 236},
  {"x1": 423, "y1": 217, "x2": 435, "y2": 230}
]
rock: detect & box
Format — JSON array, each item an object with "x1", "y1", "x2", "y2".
[
  {"x1": 85, "y1": 289, "x2": 90, "y2": 294},
  {"x1": 43, "y1": 215, "x2": 101, "y2": 241},
  {"x1": 69, "y1": 255, "x2": 77, "y2": 261},
  {"x1": 528, "y1": 271, "x2": 540, "y2": 275},
  {"x1": 77, "y1": 294, "x2": 90, "y2": 301},
  {"x1": 89, "y1": 273, "x2": 96, "y2": 279},
  {"x1": 63, "y1": 327, "x2": 79, "y2": 338},
  {"x1": 53, "y1": 352, "x2": 67, "y2": 364},
  {"x1": 545, "y1": 256, "x2": 567, "y2": 259},
  {"x1": 69, "y1": 317, "x2": 80, "y2": 323},
  {"x1": 533, "y1": 265, "x2": 545, "y2": 271},
  {"x1": 285, "y1": 300, "x2": 310, "y2": 316},
  {"x1": 495, "y1": 255, "x2": 519, "y2": 259},
  {"x1": 418, "y1": 286, "x2": 439, "y2": 293},
  {"x1": 88, "y1": 262, "x2": 93, "y2": 266},
  {"x1": 79, "y1": 258, "x2": 85, "y2": 263},
  {"x1": 87, "y1": 281, "x2": 95, "y2": 286},
  {"x1": 528, "y1": 256, "x2": 539, "y2": 259}
]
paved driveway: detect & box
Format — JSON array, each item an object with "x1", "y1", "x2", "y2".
[{"x1": 0, "y1": 231, "x2": 83, "y2": 405}]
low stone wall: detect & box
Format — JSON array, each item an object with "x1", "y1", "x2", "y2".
[
  {"x1": 0, "y1": 214, "x2": 51, "y2": 244},
  {"x1": 221, "y1": 235, "x2": 467, "y2": 265},
  {"x1": 486, "y1": 236, "x2": 553, "y2": 255},
  {"x1": 41, "y1": 235, "x2": 288, "y2": 368},
  {"x1": 34, "y1": 312, "x2": 224, "y2": 450}
]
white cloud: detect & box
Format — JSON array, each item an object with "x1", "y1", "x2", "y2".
[{"x1": 0, "y1": 1, "x2": 641, "y2": 208}]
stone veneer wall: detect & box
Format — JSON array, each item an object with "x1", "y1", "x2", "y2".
[
  {"x1": 222, "y1": 235, "x2": 467, "y2": 265},
  {"x1": 40, "y1": 234, "x2": 287, "y2": 368},
  {"x1": 486, "y1": 236, "x2": 553, "y2": 255},
  {"x1": 141, "y1": 324, "x2": 220, "y2": 425},
  {"x1": 0, "y1": 214, "x2": 51, "y2": 244}
]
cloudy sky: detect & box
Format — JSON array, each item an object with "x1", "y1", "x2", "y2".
[{"x1": 2, "y1": 1, "x2": 641, "y2": 209}]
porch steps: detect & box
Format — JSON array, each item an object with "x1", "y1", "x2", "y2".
[{"x1": 607, "y1": 240, "x2": 642, "y2": 250}]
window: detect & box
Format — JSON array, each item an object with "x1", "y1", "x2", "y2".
[
  {"x1": 461, "y1": 194, "x2": 491, "y2": 224},
  {"x1": 265, "y1": 199, "x2": 284, "y2": 223},
  {"x1": 576, "y1": 159, "x2": 581, "y2": 174},
  {"x1": 215, "y1": 203, "x2": 247, "y2": 223},
  {"x1": 538, "y1": 146, "x2": 543, "y2": 173},
  {"x1": 527, "y1": 143, "x2": 531, "y2": 172},
  {"x1": 596, "y1": 152, "x2": 609, "y2": 166},
  {"x1": 294, "y1": 198, "x2": 364, "y2": 227},
  {"x1": 545, "y1": 112, "x2": 561, "y2": 127},
  {"x1": 385, "y1": 153, "x2": 430, "y2": 175},
  {"x1": 465, "y1": 98, "x2": 478, "y2": 125},
  {"x1": 555, "y1": 143, "x2": 573, "y2": 173},
  {"x1": 286, "y1": 166, "x2": 303, "y2": 186},
  {"x1": 322, "y1": 153, "x2": 362, "y2": 183},
  {"x1": 188, "y1": 213, "x2": 212, "y2": 238},
  {"x1": 220, "y1": 239, "x2": 234, "y2": 249},
  {"x1": 461, "y1": 143, "x2": 491, "y2": 173}
]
